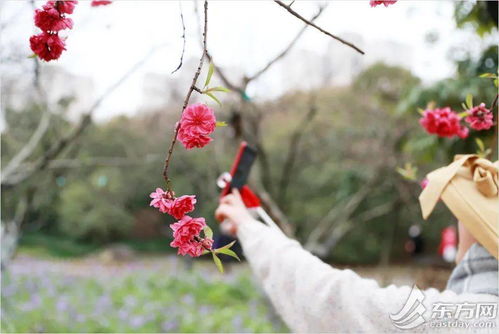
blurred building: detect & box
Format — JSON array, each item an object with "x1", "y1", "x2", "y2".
[
  {"x1": 2, "y1": 64, "x2": 94, "y2": 122},
  {"x1": 276, "y1": 33, "x2": 413, "y2": 93}
]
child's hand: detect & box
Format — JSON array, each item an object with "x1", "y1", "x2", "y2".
[{"x1": 215, "y1": 188, "x2": 254, "y2": 235}]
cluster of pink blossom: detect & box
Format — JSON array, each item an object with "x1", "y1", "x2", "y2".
[
  {"x1": 149, "y1": 188, "x2": 213, "y2": 257},
  {"x1": 30, "y1": 1, "x2": 113, "y2": 62},
  {"x1": 419, "y1": 107, "x2": 469, "y2": 139},
  {"x1": 370, "y1": 1, "x2": 397, "y2": 7},
  {"x1": 177, "y1": 104, "x2": 217, "y2": 149},
  {"x1": 170, "y1": 216, "x2": 213, "y2": 257},
  {"x1": 30, "y1": 1, "x2": 78, "y2": 61},
  {"x1": 419, "y1": 104, "x2": 494, "y2": 139}
]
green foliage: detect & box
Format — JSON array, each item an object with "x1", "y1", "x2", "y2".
[
  {"x1": 1, "y1": 269, "x2": 287, "y2": 333},
  {"x1": 57, "y1": 174, "x2": 133, "y2": 242}
]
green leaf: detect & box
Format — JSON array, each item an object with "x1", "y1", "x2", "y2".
[
  {"x1": 204, "y1": 63, "x2": 215, "y2": 88},
  {"x1": 206, "y1": 92, "x2": 221, "y2": 106},
  {"x1": 461, "y1": 103, "x2": 469, "y2": 111},
  {"x1": 479, "y1": 73, "x2": 497, "y2": 78},
  {"x1": 457, "y1": 111, "x2": 468, "y2": 118},
  {"x1": 417, "y1": 108, "x2": 425, "y2": 115},
  {"x1": 203, "y1": 225, "x2": 213, "y2": 240},
  {"x1": 27, "y1": 54, "x2": 37, "y2": 59},
  {"x1": 475, "y1": 138, "x2": 485, "y2": 151},
  {"x1": 212, "y1": 253, "x2": 224, "y2": 273},
  {"x1": 216, "y1": 248, "x2": 240, "y2": 261},
  {"x1": 465, "y1": 94, "x2": 473, "y2": 109},
  {"x1": 494, "y1": 78, "x2": 498, "y2": 87},
  {"x1": 216, "y1": 121, "x2": 227, "y2": 127},
  {"x1": 205, "y1": 86, "x2": 230, "y2": 93},
  {"x1": 396, "y1": 163, "x2": 418, "y2": 181},
  {"x1": 217, "y1": 240, "x2": 236, "y2": 250},
  {"x1": 201, "y1": 249, "x2": 210, "y2": 256}
]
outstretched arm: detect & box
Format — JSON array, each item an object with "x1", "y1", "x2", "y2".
[{"x1": 216, "y1": 191, "x2": 497, "y2": 332}]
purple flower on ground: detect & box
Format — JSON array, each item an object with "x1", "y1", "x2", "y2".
[{"x1": 161, "y1": 319, "x2": 179, "y2": 332}]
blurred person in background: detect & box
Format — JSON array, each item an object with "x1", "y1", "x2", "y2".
[{"x1": 215, "y1": 155, "x2": 498, "y2": 332}]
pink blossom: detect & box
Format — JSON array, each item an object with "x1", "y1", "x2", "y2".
[
  {"x1": 170, "y1": 216, "x2": 210, "y2": 257},
  {"x1": 370, "y1": 1, "x2": 397, "y2": 7},
  {"x1": 419, "y1": 107, "x2": 467, "y2": 138},
  {"x1": 49, "y1": 1, "x2": 78, "y2": 14},
  {"x1": 168, "y1": 195, "x2": 197, "y2": 220},
  {"x1": 465, "y1": 103, "x2": 494, "y2": 131},
  {"x1": 29, "y1": 32, "x2": 66, "y2": 62},
  {"x1": 149, "y1": 187, "x2": 173, "y2": 214},
  {"x1": 177, "y1": 129, "x2": 213, "y2": 149},
  {"x1": 177, "y1": 104, "x2": 216, "y2": 149},
  {"x1": 34, "y1": 5, "x2": 73, "y2": 32},
  {"x1": 91, "y1": 1, "x2": 112, "y2": 7},
  {"x1": 420, "y1": 178, "x2": 429, "y2": 189}
]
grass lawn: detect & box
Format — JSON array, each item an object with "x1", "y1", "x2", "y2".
[{"x1": 1, "y1": 253, "x2": 287, "y2": 333}]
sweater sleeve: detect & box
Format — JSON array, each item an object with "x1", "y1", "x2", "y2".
[{"x1": 237, "y1": 220, "x2": 498, "y2": 333}]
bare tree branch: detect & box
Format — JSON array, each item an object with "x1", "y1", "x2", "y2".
[
  {"x1": 274, "y1": 0, "x2": 365, "y2": 55},
  {"x1": 162, "y1": 0, "x2": 208, "y2": 190},
  {"x1": 277, "y1": 95, "x2": 318, "y2": 205},
  {"x1": 247, "y1": 4, "x2": 326, "y2": 82},
  {"x1": 1, "y1": 46, "x2": 162, "y2": 188},
  {"x1": 171, "y1": 1, "x2": 187, "y2": 74}
]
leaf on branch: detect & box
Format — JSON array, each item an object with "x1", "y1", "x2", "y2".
[
  {"x1": 201, "y1": 249, "x2": 211, "y2": 255},
  {"x1": 494, "y1": 79, "x2": 498, "y2": 88},
  {"x1": 479, "y1": 73, "x2": 497, "y2": 78},
  {"x1": 396, "y1": 163, "x2": 418, "y2": 181},
  {"x1": 417, "y1": 108, "x2": 425, "y2": 115},
  {"x1": 216, "y1": 121, "x2": 227, "y2": 127},
  {"x1": 204, "y1": 63, "x2": 215, "y2": 88},
  {"x1": 27, "y1": 54, "x2": 37, "y2": 59},
  {"x1": 217, "y1": 240, "x2": 236, "y2": 250},
  {"x1": 203, "y1": 225, "x2": 213, "y2": 240},
  {"x1": 215, "y1": 248, "x2": 240, "y2": 261},
  {"x1": 465, "y1": 94, "x2": 473, "y2": 109},
  {"x1": 475, "y1": 138, "x2": 485, "y2": 151},
  {"x1": 461, "y1": 103, "x2": 469, "y2": 111},
  {"x1": 458, "y1": 111, "x2": 469, "y2": 118},
  {"x1": 212, "y1": 253, "x2": 224, "y2": 273},
  {"x1": 206, "y1": 92, "x2": 221, "y2": 106},
  {"x1": 205, "y1": 86, "x2": 230, "y2": 93}
]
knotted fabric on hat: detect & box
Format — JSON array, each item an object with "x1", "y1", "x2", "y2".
[{"x1": 419, "y1": 154, "x2": 499, "y2": 259}]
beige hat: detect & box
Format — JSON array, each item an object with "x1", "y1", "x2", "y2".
[{"x1": 419, "y1": 154, "x2": 499, "y2": 259}]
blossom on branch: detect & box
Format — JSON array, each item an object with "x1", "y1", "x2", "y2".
[
  {"x1": 29, "y1": 32, "x2": 66, "y2": 62},
  {"x1": 419, "y1": 107, "x2": 468, "y2": 139},
  {"x1": 30, "y1": 1, "x2": 77, "y2": 61},
  {"x1": 178, "y1": 104, "x2": 216, "y2": 149},
  {"x1": 49, "y1": 0, "x2": 78, "y2": 14},
  {"x1": 370, "y1": 0, "x2": 397, "y2": 7},
  {"x1": 170, "y1": 216, "x2": 212, "y2": 257},
  {"x1": 169, "y1": 195, "x2": 197, "y2": 220},
  {"x1": 465, "y1": 103, "x2": 494, "y2": 131},
  {"x1": 34, "y1": 3, "x2": 73, "y2": 31},
  {"x1": 149, "y1": 187, "x2": 173, "y2": 213}
]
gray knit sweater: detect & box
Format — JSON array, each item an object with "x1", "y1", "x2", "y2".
[{"x1": 237, "y1": 220, "x2": 499, "y2": 333}]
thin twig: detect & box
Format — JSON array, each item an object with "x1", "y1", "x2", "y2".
[
  {"x1": 247, "y1": 5, "x2": 326, "y2": 82},
  {"x1": 274, "y1": 0, "x2": 365, "y2": 55},
  {"x1": 162, "y1": 0, "x2": 208, "y2": 190},
  {"x1": 171, "y1": 1, "x2": 187, "y2": 74}
]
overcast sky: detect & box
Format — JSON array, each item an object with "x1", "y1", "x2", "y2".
[{"x1": 0, "y1": 1, "x2": 493, "y2": 120}]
